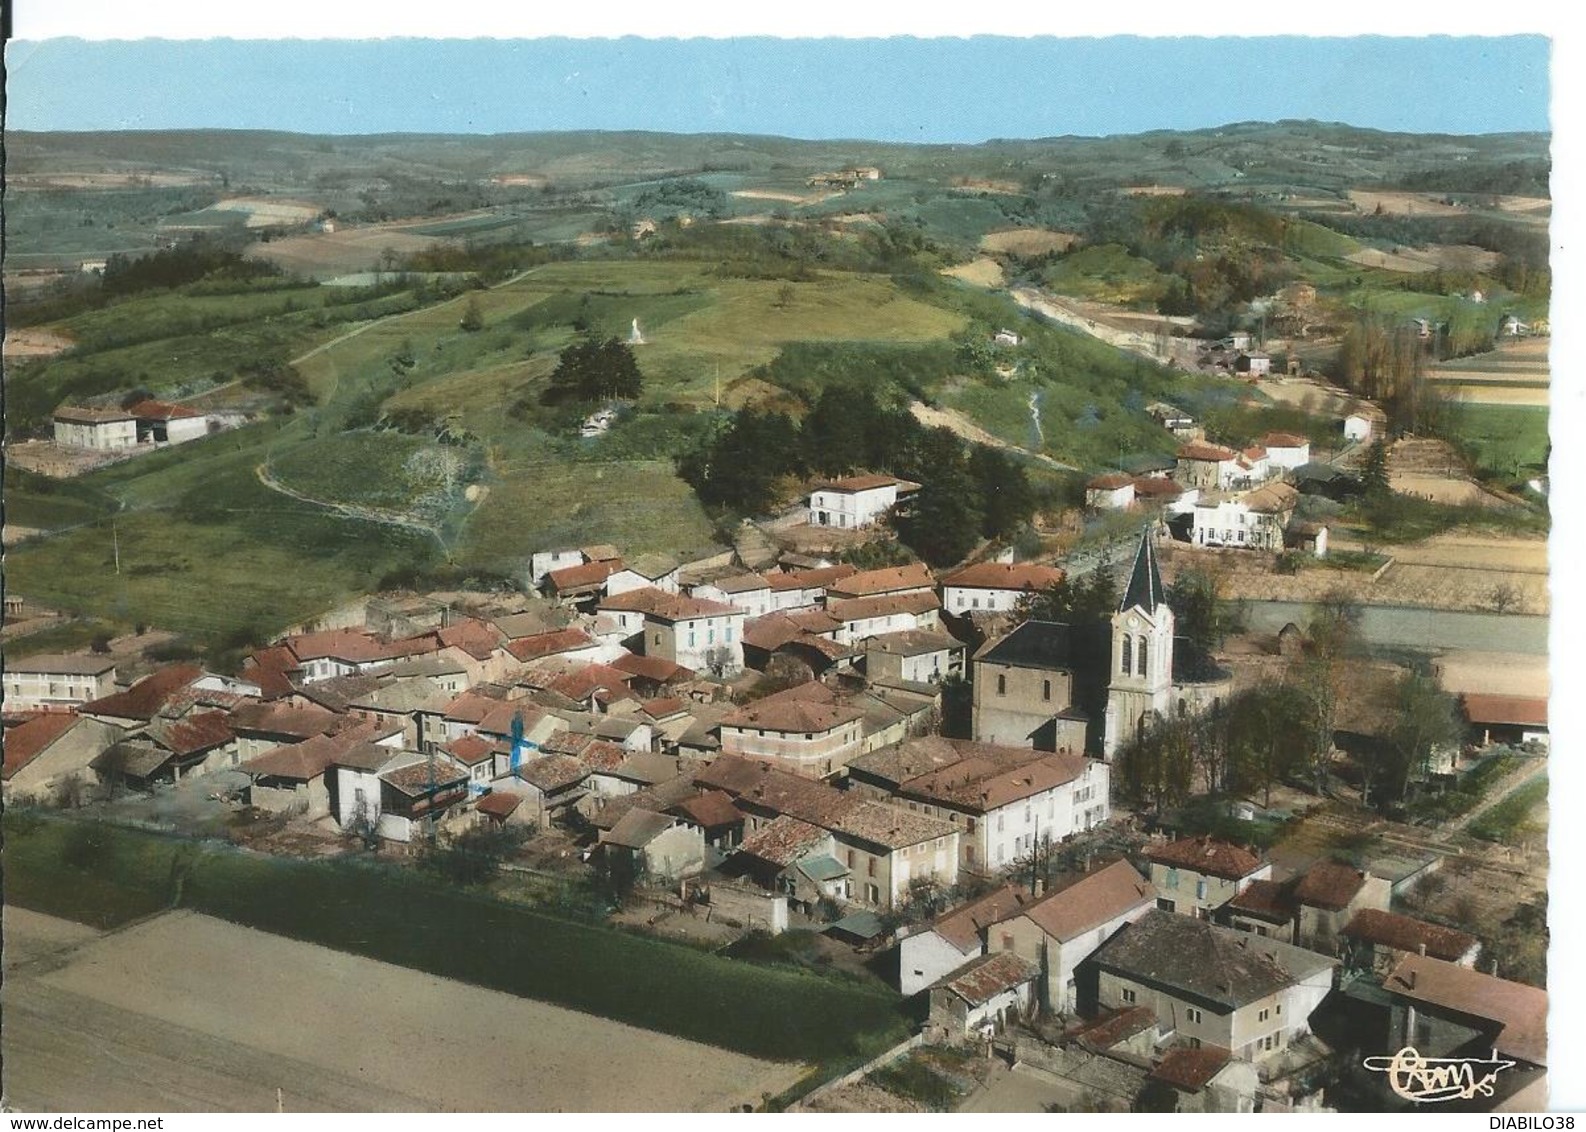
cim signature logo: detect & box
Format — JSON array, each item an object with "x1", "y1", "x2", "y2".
[{"x1": 1362, "y1": 1047, "x2": 1516, "y2": 1103}]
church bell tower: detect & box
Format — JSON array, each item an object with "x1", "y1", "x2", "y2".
[{"x1": 1104, "y1": 526, "x2": 1175, "y2": 759}]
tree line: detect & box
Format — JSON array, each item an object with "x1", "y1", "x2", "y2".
[{"x1": 677, "y1": 387, "x2": 1040, "y2": 567}]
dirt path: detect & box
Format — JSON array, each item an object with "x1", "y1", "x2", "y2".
[
  {"x1": 255, "y1": 461, "x2": 448, "y2": 550},
  {"x1": 909, "y1": 401, "x2": 1076, "y2": 470},
  {"x1": 1444, "y1": 756, "x2": 1548, "y2": 837},
  {"x1": 1009, "y1": 286, "x2": 1185, "y2": 367}
]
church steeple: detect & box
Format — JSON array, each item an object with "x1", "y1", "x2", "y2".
[{"x1": 1119, "y1": 525, "x2": 1164, "y2": 614}]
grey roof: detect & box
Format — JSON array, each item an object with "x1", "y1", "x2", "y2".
[
  {"x1": 977, "y1": 620, "x2": 1075, "y2": 671},
  {"x1": 605, "y1": 808, "x2": 677, "y2": 849},
  {"x1": 331, "y1": 740, "x2": 404, "y2": 772},
  {"x1": 1090, "y1": 910, "x2": 1337, "y2": 1012},
  {"x1": 90, "y1": 741, "x2": 173, "y2": 778},
  {"x1": 826, "y1": 910, "x2": 886, "y2": 940},
  {"x1": 1119, "y1": 529, "x2": 1165, "y2": 614}
]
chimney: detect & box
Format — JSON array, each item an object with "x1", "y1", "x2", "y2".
[
  {"x1": 1034, "y1": 877, "x2": 1046, "y2": 897},
  {"x1": 1418, "y1": 943, "x2": 1427, "y2": 957}
]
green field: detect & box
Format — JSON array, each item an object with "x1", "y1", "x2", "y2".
[
  {"x1": 3, "y1": 813, "x2": 912, "y2": 1063},
  {"x1": 1449, "y1": 403, "x2": 1550, "y2": 477}
]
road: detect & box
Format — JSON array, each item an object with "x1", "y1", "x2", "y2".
[{"x1": 1240, "y1": 601, "x2": 1549, "y2": 656}]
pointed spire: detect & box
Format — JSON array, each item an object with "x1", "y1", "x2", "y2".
[{"x1": 1119, "y1": 525, "x2": 1164, "y2": 614}]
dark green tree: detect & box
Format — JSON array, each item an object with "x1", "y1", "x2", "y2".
[
  {"x1": 543, "y1": 336, "x2": 644, "y2": 404},
  {"x1": 967, "y1": 445, "x2": 1036, "y2": 541}
]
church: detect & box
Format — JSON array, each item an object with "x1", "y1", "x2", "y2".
[{"x1": 971, "y1": 526, "x2": 1202, "y2": 759}]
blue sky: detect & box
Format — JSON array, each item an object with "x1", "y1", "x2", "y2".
[{"x1": 5, "y1": 36, "x2": 1550, "y2": 139}]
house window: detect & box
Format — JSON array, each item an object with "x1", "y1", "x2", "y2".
[
  {"x1": 866, "y1": 883, "x2": 879, "y2": 903},
  {"x1": 1196, "y1": 879, "x2": 1208, "y2": 900},
  {"x1": 1122, "y1": 988, "x2": 1137, "y2": 1004},
  {"x1": 1136, "y1": 635, "x2": 1147, "y2": 677},
  {"x1": 1165, "y1": 867, "x2": 1179, "y2": 890},
  {"x1": 1186, "y1": 1008, "x2": 1203, "y2": 1024},
  {"x1": 1258, "y1": 1008, "x2": 1270, "y2": 1022},
  {"x1": 653, "y1": 633, "x2": 662, "y2": 646},
  {"x1": 996, "y1": 673, "x2": 1006, "y2": 696},
  {"x1": 1274, "y1": 1003, "x2": 1281, "y2": 1015},
  {"x1": 867, "y1": 858, "x2": 876, "y2": 876},
  {"x1": 1157, "y1": 898, "x2": 1176, "y2": 912},
  {"x1": 1120, "y1": 635, "x2": 1132, "y2": 675},
  {"x1": 1000, "y1": 933, "x2": 1014, "y2": 951},
  {"x1": 1042, "y1": 679, "x2": 1052, "y2": 702}
]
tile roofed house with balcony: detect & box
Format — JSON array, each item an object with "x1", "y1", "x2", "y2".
[
  {"x1": 719, "y1": 682, "x2": 866, "y2": 777},
  {"x1": 374, "y1": 753, "x2": 473, "y2": 843},
  {"x1": 52, "y1": 404, "x2": 138, "y2": 450},
  {"x1": 1191, "y1": 481, "x2": 1298, "y2": 552},
  {"x1": 942, "y1": 562, "x2": 1066, "y2": 616},
  {"x1": 892, "y1": 745, "x2": 1108, "y2": 873},
  {"x1": 597, "y1": 588, "x2": 746, "y2": 676},
  {"x1": 807, "y1": 473, "x2": 918, "y2": 530},
  {"x1": 766, "y1": 563, "x2": 859, "y2": 612},
  {"x1": 2, "y1": 712, "x2": 122, "y2": 803},
  {"x1": 1145, "y1": 836, "x2": 1271, "y2": 919},
  {"x1": 971, "y1": 620, "x2": 1087, "y2": 754},
  {"x1": 1083, "y1": 909, "x2": 1337, "y2": 1066},
  {"x1": 897, "y1": 883, "x2": 1035, "y2": 995},
  {"x1": 542, "y1": 558, "x2": 624, "y2": 605},
  {"x1": 3, "y1": 653, "x2": 119, "y2": 711},
  {"x1": 997, "y1": 858, "x2": 1158, "y2": 1014}
]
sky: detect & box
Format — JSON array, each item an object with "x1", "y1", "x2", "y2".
[{"x1": 5, "y1": 35, "x2": 1552, "y2": 139}]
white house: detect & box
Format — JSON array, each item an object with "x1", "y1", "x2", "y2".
[
  {"x1": 1234, "y1": 352, "x2": 1272, "y2": 377},
  {"x1": 864, "y1": 630, "x2": 964, "y2": 687},
  {"x1": 1085, "y1": 473, "x2": 1137, "y2": 512},
  {"x1": 892, "y1": 746, "x2": 1110, "y2": 874},
  {"x1": 605, "y1": 554, "x2": 681, "y2": 597},
  {"x1": 826, "y1": 592, "x2": 941, "y2": 646},
  {"x1": 898, "y1": 884, "x2": 1034, "y2": 995},
  {"x1": 942, "y1": 562, "x2": 1065, "y2": 615},
  {"x1": 1191, "y1": 482, "x2": 1298, "y2": 551},
  {"x1": 52, "y1": 406, "x2": 138, "y2": 450},
  {"x1": 766, "y1": 564, "x2": 858, "y2": 612},
  {"x1": 1343, "y1": 414, "x2": 1373, "y2": 443},
  {"x1": 528, "y1": 548, "x2": 588, "y2": 587},
  {"x1": 1260, "y1": 432, "x2": 1311, "y2": 472},
  {"x1": 994, "y1": 328, "x2": 1023, "y2": 347},
  {"x1": 1175, "y1": 443, "x2": 1244, "y2": 491},
  {"x1": 3, "y1": 654, "x2": 119, "y2": 710},
  {"x1": 718, "y1": 683, "x2": 866, "y2": 777},
  {"x1": 690, "y1": 573, "x2": 773, "y2": 619},
  {"x1": 129, "y1": 400, "x2": 209, "y2": 445},
  {"x1": 598, "y1": 587, "x2": 746, "y2": 675},
  {"x1": 807, "y1": 474, "x2": 914, "y2": 529}
]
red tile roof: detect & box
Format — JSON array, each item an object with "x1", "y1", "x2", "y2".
[
  {"x1": 228, "y1": 701, "x2": 341, "y2": 739},
  {"x1": 1294, "y1": 859, "x2": 1368, "y2": 911},
  {"x1": 640, "y1": 696, "x2": 689, "y2": 720},
  {"x1": 737, "y1": 815, "x2": 828, "y2": 867},
  {"x1": 1015, "y1": 860, "x2": 1155, "y2": 943},
  {"x1": 1067, "y1": 1005, "x2": 1158, "y2": 1052},
  {"x1": 933, "y1": 951, "x2": 1040, "y2": 1006},
  {"x1": 1145, "y1": 836, "x2": 1265, "y2": 881},
  {"x1": 897, "y1": 750, "x2": 1089, "y2": 813},
  {"x1": 546, "y1": 559, "x2": 622, "y2": 593},
  {"x1": 476, "y1": 790, "x2": 524, "y2": 819},
  {"x1": 1225, "y1": 878, "x2": 1297, "y2": 923},
  {"x1": 282, "y1": 629, "x2": 390, "y2": 664},
  {"x1": 505, "y1": 627, "x2": 597, "y2": 663},
  {"x1": 1131, "y1": 477, "x2": 1184, "y2": 498},
  {"x1": 926, "y1": 884, "x2": 1034, "y2": 953},
  {"x1": 147, "y1": 711, "x2": 235, "y2": 756},
  {"x1": 1383, "y1": 954, "x2": 1547, "y2": 1066},
  {"x1": 82, "y1": 664, "x2": 203, "y2": 721},
  {"x1": 242, "y1": 722, "x2": 389, "y2": 781},
  {"x1": 766, "y1": 564, "x2": 857, "y2": 593},
  {"x1": 825, "y1": 562, "x2": 936, "y2": 599},
  {"x1": 610, "y1": 652, "x2": 695, "y2": 684},
  {"x1": 942, "y1": 562, "x2": 1065, "y2": 592},
  {"x1": 443, "y1": 734, "x2": 496, "y2": 766},
  {"x1": 826, "y1": 591, "x2": 940, "y2": 623},
  {"x1": 598, "y1": 588, "x2": 741, "y2": 622},
  {"x1": 1262, "y1": 432, "x2": 1308, "y2": 448},
  {"x1": 546, "y1": 663, "x2": 636, "y2": 704},
  {"x1": 1086, "y1": 472, "x2": 1135, "y2": 490},
  {"x1": 1176, "y1": 442, "x2": 1239, "y2": 462},
  {"x1": 2, "y1": 712, "x2": 82, "y2": 779},
  {"x1": 1461, "y1": 694, "x2": 1547, "y2": 728},
  {"x1": 1343, "y1": 909, "x2": 1479, "y2": 962},
  {"x1": 434, "y1": 618, "x2": 502, "y2": 661},
  {"x1": 515, "y1": 753, "x2": 589, "y2": 793},
  {"x1": 722, "y1": 682, "x2": 864, "y2": 734},
  {"x1": 1151, "y1": 1046, "x2": 1234, "y2": 1092},
  {"x1": 669, "y1": 789, "x2": 743, "y2": 830}
]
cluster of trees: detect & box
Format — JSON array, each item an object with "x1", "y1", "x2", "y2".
[
  {"x1": 1333, "y1": 313, "x2": 1457, "y2": 437},
  {"x1": 678, "y1": 387, "x2": 1040, "y2": 567},
  {"x1": 540, "y1": 336, "x2": 645, "y2": 405},
  {"x1": 1114, "y1": 590, "x2": 1461, "y2": 816},
  {"x1": 101, "y1": 240, "x2": 282, "y2": 297}
]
